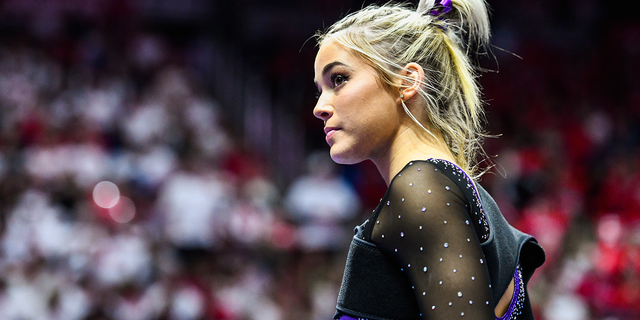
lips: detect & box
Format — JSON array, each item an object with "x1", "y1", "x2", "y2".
[
  {"x1": 324, "y1": 126, "x2": 339, "y2": 134},
  {"x1": 324, "y1": 127, "x2": 339, "y2": 144}
]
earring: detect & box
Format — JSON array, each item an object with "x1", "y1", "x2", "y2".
[{"x1": 400, "y1": 93, "x2": 404, "y2": 100}]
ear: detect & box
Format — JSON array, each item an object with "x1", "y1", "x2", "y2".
[{"x1": 398, "y1": 62, "x2": 425, "y2": 101}]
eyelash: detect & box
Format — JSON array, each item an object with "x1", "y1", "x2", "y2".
[
  {"x1": 316, "y1": 73, "x2": 349, "y2": 99},
  {"x1": 330, "y1": 73, "x2": 349, "y2": 88}
]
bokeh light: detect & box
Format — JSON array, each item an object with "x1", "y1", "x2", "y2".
[
  {"x1": 92, "y1": 181, "x2": 121, "y2": 209},
  {"x1": 109, "y1": 197, "x2": 136, "y2": 224}
]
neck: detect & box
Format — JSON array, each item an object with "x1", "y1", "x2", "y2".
[{"x1": 371, "y1": 125, "x2": 456, "y2": 186}]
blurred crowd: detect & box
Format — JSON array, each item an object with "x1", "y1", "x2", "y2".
[
  {"x1": 0, "y1": 8, "x2": 364, "y2": 318},
  {"x1": 0, "y1": 0, "x2": 639, "y2": 320}
]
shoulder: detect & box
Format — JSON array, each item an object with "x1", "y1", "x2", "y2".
[
  {"x1": 363, "y1": 159, "x2": 481, "y2": 242},
  {"x1": 370, "y1": 160, "x2": 488, "y2": 259},
  {"x1": 373, "y1": 160, "x2": 470, "y2": 233}
]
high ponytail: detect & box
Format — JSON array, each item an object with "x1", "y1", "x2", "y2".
[
  {"x1": 416, "y1": 0, "x2": 490, "y2": 46},
  {"x1": 316, "y1": 0, "x2": 492, "y2": 178}
]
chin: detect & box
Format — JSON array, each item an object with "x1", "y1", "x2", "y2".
[{"x1": 329, "y1": 146, "x2": 365, "y2": 165}]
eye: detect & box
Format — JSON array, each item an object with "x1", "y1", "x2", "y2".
[{"x1": 330, "y1": 74, "x2": 349, "y2": 88}]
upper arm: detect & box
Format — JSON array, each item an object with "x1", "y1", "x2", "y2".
[{"x1": 371, "y1": 163, "x2": 494, "y2": 319}]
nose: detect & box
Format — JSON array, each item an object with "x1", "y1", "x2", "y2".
[{"x1": 313, "y1": 97, "x2": 333, "y2": 122}]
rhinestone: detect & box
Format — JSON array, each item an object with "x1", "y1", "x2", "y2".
[
  {"x1": 439, "y1": 281, "x2": 443, "y2": 285},
  {"x1": 428, "y1": 190, "x2": 432, "y2": 194},
  {"x1": 458, "y1": 292, "x2": 462, "y2": 297},
  {"x1": 402, "y1": 198, "x2": 405, "y2": 202},
  {"x1": 453, "y1": 269, "x2": 457, "y2": 273},
  {"x1": 409, "y1": 162, "x2": 413, "y2": 165},
  {"x1": 447, "y1": 203, "x2": 450, "y2": 206},
  {"x1": 446, "y1": 186, "x2": 450, "y2": 190},
  {"x1": 467, "y1": 238, "x2": 471, "y2": 242},
  {"x1": 444, "y1": 243, "x2": 449, "y2": 248},
  {"x1": 395, "y1": 249, "x2": 398, "y2": 252},
  {"x1": 382, "y1": 235, "x2": 385, "y2": 238},
  {"x1": 412, "y1": 286, "x2": 414, "y2": 289},
  {"x1": 480, "y1": 259, "x2": 484, "y2": 264},
  {"x1": 432, "y1": 306, "x2": 435, "y2": 310},
  {"x1": 449, "y1": 302, "x2": 452, "y2": 306},
  {"x1": 435, "y1": 168, "x2": 438, "y2": 171},
  {"x1": 418, "y1": 168, "x2": 421, "y2": 171},
  {"x1": 377, "y1": 221, "x2": 380, "y2": 224},
  {"x1": 465, "y1": 220, "x2": 470, "y2": 225},
  {"x1": 400, "y1": 232, "x2": 404, "y2": 237},
  {"x1": 471, "y1": 276, "x2": 475, "y2": 280},
  {"x1": 387, "y1": 201, "x2": 390, "y2": 206},
  {"x1": 423, "y1": 267, "x2": 427, "y2": 272},
  {"x1": 489, "y1": 284, "x2": 492, "y2": 288},
  {"x1": 440, "y1": 258, "x2": 443, "y2": 262},
  {"x1": 486, "y1": 301, "x2": 489, "y2": 305},
  {"x1": 421, "y1": 207, "x2": 426, "y2": 212},
  {"x1": 459, "y1": 255, "x2": 463, "y2": 258},
  {"x1": 423, "y1": 292, "x2": 426, "y2": 296},
  {"x1": 419, "y1": 226, "x2": 423, "y2": 230},
  {"x1": 398, "y1": 174, "x2": 402, "y2": 177},
  {"x1": 409, "y1": 183, "x2": 413, "y2": 187},
  {"x1": 398, "y1": 215, "x2": 401, "y2": 219},
  {"x1": 420, "y1": 247, "x2": 423, "y2": 251},
  {"x1": 469, "y1": 300, "x2": 473, "y2": 305},
  {"x1": 408, "y1": 264, "x2": 411, "y2": 267},
  {"x1": 444, "y1": 220, "x2": 447, "y2": 224},
  {"x1": 461, "y1": 312, "x2": 465, "y2": 316}
]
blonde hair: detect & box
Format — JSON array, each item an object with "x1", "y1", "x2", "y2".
[{"x1": 316, "y1": 0, "x2": 491, "y2": 177}]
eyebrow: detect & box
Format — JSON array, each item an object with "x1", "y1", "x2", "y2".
[
  {"x1": 322, "y1": 61, "x2": 347, "y2": 77},
  {"x1": 314, "y1": 61, "x2": 348, "y2": 86}
]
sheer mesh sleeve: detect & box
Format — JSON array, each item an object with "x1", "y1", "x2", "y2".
[{"x1": 369, "y1": 161, "x2": 494, "y2": 319}]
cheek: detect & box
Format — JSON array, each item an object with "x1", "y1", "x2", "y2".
[
  {"x1": 348, "y1": 91, "x2": 399, "y2": 145},
  {"x1": 349, "y1": 79, "x2": 396, "y2": 115},
  {"x1": 359, "y1": 89, "x2": 399, "y2": 127}
]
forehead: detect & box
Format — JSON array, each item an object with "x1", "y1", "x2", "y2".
[{"x1": 314, "y1": 39, "x2": 360, "y2": 76}]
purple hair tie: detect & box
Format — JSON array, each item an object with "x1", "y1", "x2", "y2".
[{"x1": 428, "y1": 0, "x2": 453, "y2": 16}]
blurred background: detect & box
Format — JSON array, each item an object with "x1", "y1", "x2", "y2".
[{"x1": 0, "y1": 0, "x2": 638, "y2": 319}]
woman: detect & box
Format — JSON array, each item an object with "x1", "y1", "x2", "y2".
[{"x1": 312, "y1": 0, "x2": 545, "y2": 319}]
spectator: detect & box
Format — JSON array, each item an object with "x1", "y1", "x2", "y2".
[{"x1": 284, "y1": 151, "x2": 360, "y2": 251}]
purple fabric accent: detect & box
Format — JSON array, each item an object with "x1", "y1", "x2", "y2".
[
  {"x1": 339, "y1": 316, "x2": 362, "y2": 320},
  {"x1": 429, "y1": 0, "x2": 453, "y2": 16},
  {"x1": 496, "y1": 266, "x2": 522, "y2": 320}
]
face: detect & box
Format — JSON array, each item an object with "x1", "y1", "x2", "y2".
[{"x1": 313, "y1": 39, "x2": 402, "y2": 165}]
